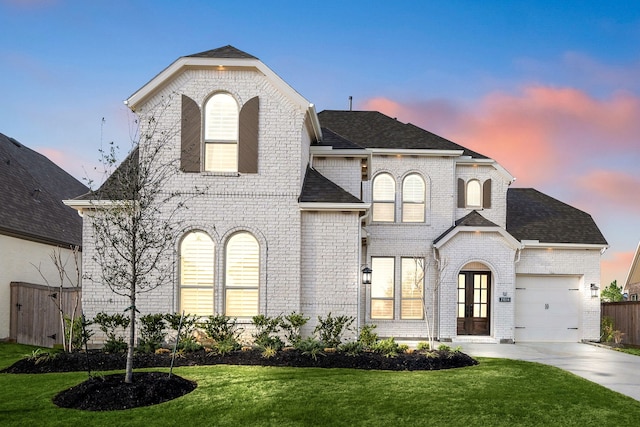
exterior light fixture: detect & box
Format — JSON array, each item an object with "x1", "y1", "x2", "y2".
[
  {"x1": 590, "y1": 283, "x2": 599, "y2": 298},
  {"x1": 362, "y1": 267, "x2": 372, "y2": 285}
]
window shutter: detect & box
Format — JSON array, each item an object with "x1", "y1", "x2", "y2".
[
  {"x1": 483, "y1": 179, "x2": 492, "y2": 209},
  {"x1": 181, "y1": 95, "x2": 201, "y2": 173},
  {"x1": 457, "y1": 178, "x2": 465, "y2": 208},
  {"x1": 238, "y1": 96, "x2": 259, "y2": 173}
]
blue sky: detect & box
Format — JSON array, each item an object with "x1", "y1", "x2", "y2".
[{"x1": 1, "y1": 0, "x2": 639, "y2": 286}]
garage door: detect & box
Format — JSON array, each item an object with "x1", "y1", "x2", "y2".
[{"x1": 515, "y1": 275, "x2": 581, "y2": 342}]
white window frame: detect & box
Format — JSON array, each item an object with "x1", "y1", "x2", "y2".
[
  {"x1": 179, "y1": 231, "x2": 214, "y2": 316},
  {"x1": 401, "y1": 258, "x2": 424, "y2": 319},
  {"x1": 224, "y1": 232, "x2": 260, "y2": 317},
  {"x1": 371, "y1": 257, "x2": 395, "y2": 319},
  {"x1": 466, "y1": 179, "x2": 482, "y2": 208},
  {"x1": 372, "y1": 173, "x2": 395, "y2": 222},
  {"x1": 402, "y1": 174, "x2": 425, "y2": 223},
  {"x1": 204, "y1": 92, "x2": 239, "y2": 172}
]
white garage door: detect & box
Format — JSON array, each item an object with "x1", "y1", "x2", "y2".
[{"x1": 515, "y1": 275, "x2": 582, "y2": 342}]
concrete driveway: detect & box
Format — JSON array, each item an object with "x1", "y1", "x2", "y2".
[{"x1": 458, "y1": 342, "x2": 640, "y2": 402}]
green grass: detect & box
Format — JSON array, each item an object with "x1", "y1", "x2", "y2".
[
  {"x1": 614, "y1": 347, "x2": 640, "y2": 356},
  {"x1": 2, "y1": 343, "x2": 640, "y2": 426}
]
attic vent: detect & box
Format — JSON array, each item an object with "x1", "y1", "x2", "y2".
[
  {"x1": 8, "y1": 137, "x2": 21, "y2": 147},
  {"x1": 32, "y1": 188, "x2": 41, "y2": 201}
]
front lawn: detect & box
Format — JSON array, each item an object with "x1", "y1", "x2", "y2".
[{"x1": 1, "y1": 343, "x2": 640, "y2": 426}]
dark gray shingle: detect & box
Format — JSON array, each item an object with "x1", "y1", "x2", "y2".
[
  {"x1": 507, "y1": 188, "x2": 608, "y2": 245},
  {"x1": 0, "y1": 133, "x2": 87, "y2": 246},
  {"x1": 299, "y1": 167, "x2": 364, "y2": 204},
  {"x1": 186, "y1": 45, "x2": 257, "y2": 59}
]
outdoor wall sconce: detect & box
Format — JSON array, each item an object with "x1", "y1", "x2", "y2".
[
  {"x1": 590, "y1": 283, "x2": 599, "y2": 298},
  {"x1": 362, "y1": 267, "x2": 372, "y2": 285}
]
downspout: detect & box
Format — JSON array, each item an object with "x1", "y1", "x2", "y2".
[
  {"x1": 357, "y1": 208, "x2": 371, "y2": 334},
  {"x1": 432, "y1": 245, "x2": 440, "y2": 342}
]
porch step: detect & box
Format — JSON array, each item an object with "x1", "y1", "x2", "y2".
[{"x1": 451, "y1": 336, "x2": 498, "y2": 344}]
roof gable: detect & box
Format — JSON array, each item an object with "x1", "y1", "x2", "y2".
[
  {"x1": 433, "y1": 210, "x2": 520, "y2": 249},
  {"x1": 0, "y1": 133, "x2": 87, "y2": 246},
  {"x1": 506, "y1": 188, "x2": 608, "y2": 246},
  {"x1": 186, "y1": 45, "x2": 257, "y2": 59}
]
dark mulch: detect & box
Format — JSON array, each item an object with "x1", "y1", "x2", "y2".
[
  {"x1": 3, "y1": 348, "x2": 478, "y2": 411},
  {"x1": 53, "y1": 371, "x2": 196, "y2": 411}
]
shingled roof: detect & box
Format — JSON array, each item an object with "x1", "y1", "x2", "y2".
[
  {"x1": 506, "y1": 188, "x2": 608, "y2": 245},
  {"x1": 0, "y1": 133, "x2": 87, "y2": 247},
  {"x1": 74, "y1": 147, "x2": 139, "y2": 201},
  {"x1": 318, "y1": 110, "x2": 487, "y2": 158},
  {"x1": 299, "y1": 166, "x2": 364, "y2": 204},
  {"x1": 433, "y1": 210, "x2": 499, "y2": 244},
  {"x1": 317, "y1": 128, "x2": 366, "y2": 150},
  {"x1": 186, "y1": 45, "x2": 257, "y2": 59}
]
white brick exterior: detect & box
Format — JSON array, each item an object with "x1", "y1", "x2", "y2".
[{"x1": 77, "y1": 50, "x2": 605, "y2": 345}]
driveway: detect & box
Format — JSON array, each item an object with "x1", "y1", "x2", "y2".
[{"x1": 458, "y1": 342, "x2": 640, "y2": 402}]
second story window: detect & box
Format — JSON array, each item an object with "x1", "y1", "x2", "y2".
[
  {"x1": 204, "y1": 93, "x2": 239, "y2": 172},
  {"x1": 466, "y1": 179, "x2": 482, "y2": 208},
  {"x1": 402, "y1": 174, "x2": 425, "y2": 222},
  {"x1": 457, "y1": 178, "x2": 492, "y2": 209},
  {"x1": 372, "y1": 173, "x2": 395, "y2": 222}
]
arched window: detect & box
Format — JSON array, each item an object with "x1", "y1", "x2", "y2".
[
  {"x1": 179, "y1": 231, "x2": 214, "y2": 315},
  {"x1": 225, "y1": 232, "x2": 259, "y2": 317},
  {"x1": 402, "y1": 174, "x2": 425, "y2": 222},
  {"x1": 204, "y1": 93, "x2": 239, "y2": 172},
  {"x1": 466, "y1": 179, "x2": 481, "y2": 208},
  {"x1": 372, "y1": 173, "x2": 395, "y2": 222}
]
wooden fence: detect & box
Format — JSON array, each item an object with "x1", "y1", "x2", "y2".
[
  {"x1": 601, "y1": 301, "x2": 640, "y2": 346},
  {"x1": 9, "y1": 282, "x2": 82, "y2": 348}
]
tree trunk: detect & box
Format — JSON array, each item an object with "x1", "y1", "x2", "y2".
[{"x1": 125, "y1": 291, "x2": 136, "y2": 383}]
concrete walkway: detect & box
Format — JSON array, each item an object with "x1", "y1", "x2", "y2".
[{"x1": 458, "y1": 342, "x2": 640, "y2": 402}]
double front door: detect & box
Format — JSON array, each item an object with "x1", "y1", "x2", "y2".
[{"x1": 457, "y1": 271, "x2": 490, "y2": 335}]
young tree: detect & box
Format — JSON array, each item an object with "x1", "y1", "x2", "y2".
[
  {"x1": 412, "y1": 254, "x2": 448, "y2": 351},
  {"x1": 85, "y1": 97, "x2": 204, "y2": 383},
  {"x1": 601, "y1": 280, "x2": 624, "y2": 302}
]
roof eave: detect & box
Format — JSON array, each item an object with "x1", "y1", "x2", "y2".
[
  {"x1": 299, "y1": 202, "x2": 370, "y2": 212},
  {"x1": 371, "y1": 148, "x2": 463, "y2": 156},
  {"x1": 434, "y1": 226, "x2": 522, "y2": 251},
  {"x1": 457, "y1": 158, "x2": 515, "y2": 183},
  {"x1": 520, "y1": 240, "x2": 609, "y2": 252}
]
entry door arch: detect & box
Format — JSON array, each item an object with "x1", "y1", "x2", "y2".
[{"x1": 457, "y1": 270, "x2": 491, "y2": 335}]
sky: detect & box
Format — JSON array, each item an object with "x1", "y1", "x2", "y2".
[{"x1": 1, "y1": 0, "x2": 639, "y2": 288}]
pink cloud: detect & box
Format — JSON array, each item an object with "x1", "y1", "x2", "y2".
[
  {"x1": 360, "y1": 86, "x2": 640, "y2": 187},
  {"x1": 574, "y1": 170, "x2": 640, "y2": 214},
  {"x1": 602, "y1": 250, "x2": 634, "y2": 288}
]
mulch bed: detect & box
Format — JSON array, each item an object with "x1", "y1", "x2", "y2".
[{"x1": 2, "y1": 348, "x2": 478, "y2": 411}]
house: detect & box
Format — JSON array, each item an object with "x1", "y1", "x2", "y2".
[
  {"x1": 65, "y1": 45, "x2": 608, "y2": 344},
  {"x1": 0, "y1": 132, "x2": 87, "y2": 345},
  {"x1": 624, "y1": 242, "x2": 640, "y2": 301}
]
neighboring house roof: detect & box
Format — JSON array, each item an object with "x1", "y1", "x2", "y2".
[
  {"x1": 0, "y1": 133, "x2": 87, "y2": 247},
  {"x1": 506, "y1": 188, "x2": 608, "y2": 246},
  {"x1": 624, "y1": 242, "x2": 640, "y2": 292},
  {"x1": 186, "y1": 45, "x2": 258, "y2": 59},
  {"x1": 318, "y1": 110, "x2": 487, "y2": 158},
  {"x1": 299, "y1": 166, "x2": 364, "y2": 204}
]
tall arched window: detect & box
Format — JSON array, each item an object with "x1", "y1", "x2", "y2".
[
  {"x1": 372, "y1": 173, "x2": 395, "y2": 222},
  {"x1": 466, "y1": 179, "x2": 481, "y2": 208},
  {"x1": 402, "y1": 174, "x2": 425, "y2": 222},
  {"x1": 204, "y1": 93, "x2": 239, "y2": 172},
  {"x1": 225, "y1": 232, "x2": 259, "y2": 317},
  {"x1": 179, "y1": 231, "x2": 214, "y2": 315}
]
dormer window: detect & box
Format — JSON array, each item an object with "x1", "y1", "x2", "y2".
[
  {"x1": 204, "y1": 93, "x2": 239, "y2": 172},
  {"x1": 458, "y1": 178, "x2": 492, "y2": 209},
  {"x1": 466, "y1": 179, "x2": 482, "y2": 208}
]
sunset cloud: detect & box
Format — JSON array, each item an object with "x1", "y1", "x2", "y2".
[
  {"x1": 574, "y1": 170, "x2": 640, "y2": 215},
  {"x1": 602, "y1": 249, "x2": 635, "y2": 288},
  {"x1": 360, "y1": 85, "x2": 640, "y2": 187}
]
